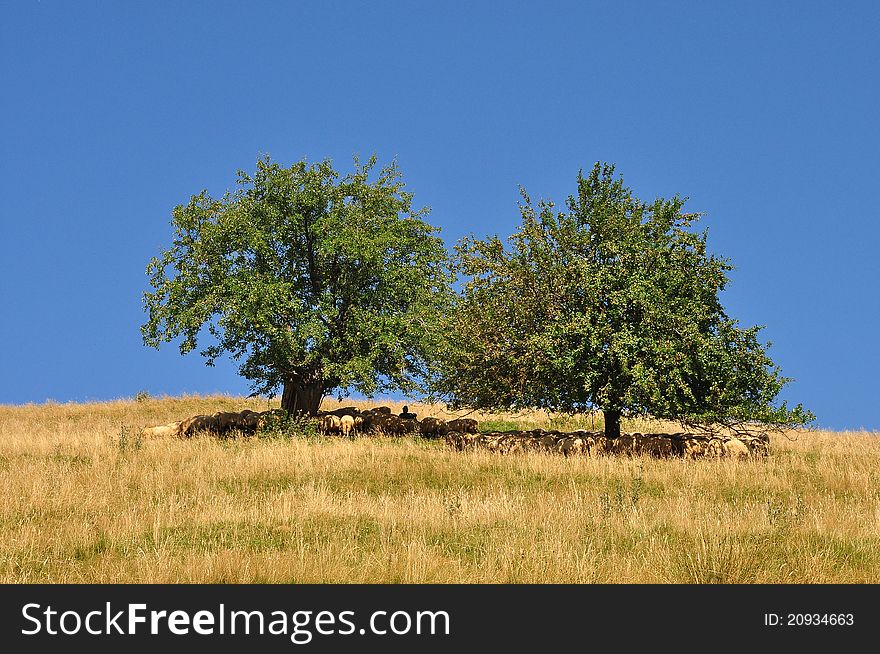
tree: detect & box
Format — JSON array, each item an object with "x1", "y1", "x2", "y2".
[
  {"x1": 142, "y1": 155, "x2": 452, "y2": 415},
  {"x1": 431, "y1": 162, "x2": 813, "y2": 437}
]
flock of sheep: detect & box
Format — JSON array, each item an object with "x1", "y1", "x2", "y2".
[
  {"x1": 140, "y1": 406, "x2": 479, "y2": 440},
  {"x1": 140, "y1": 406, "x2": 770, "y2": 460},
  {"x1": 315, "y1": 406, "x2": 478, "y2": 438},
  {"x1": 445, "y1": 429, "x2": 770, "y2": 459}
]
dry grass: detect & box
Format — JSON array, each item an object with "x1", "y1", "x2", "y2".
[{"x1": 1, "y1": 395, "x2": 879, "y2": 583}]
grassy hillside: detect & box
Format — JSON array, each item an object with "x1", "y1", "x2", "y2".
[{"x1": 1, "y1": 395, "x2": 878, "y2": 583}]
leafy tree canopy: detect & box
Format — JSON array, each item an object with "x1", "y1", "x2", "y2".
[
  {"x1": 431, "y1": 162, "x2": 813, "y2": 436},
  {"x1": 142, "y1": 155, "x2": 452, "y2": 415}
]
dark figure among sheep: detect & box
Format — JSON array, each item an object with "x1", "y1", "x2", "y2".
[{"x1": 399, "y1": 405, "x2": 417, "y2": 420}]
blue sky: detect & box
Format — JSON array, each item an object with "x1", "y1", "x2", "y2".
[{"x1": 1, "y1": 1, "x2": 877, "y2": 430}]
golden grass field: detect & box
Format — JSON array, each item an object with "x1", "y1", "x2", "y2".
[{"x1": 1, "y1": 395, "x2": 878, "y2": 583}]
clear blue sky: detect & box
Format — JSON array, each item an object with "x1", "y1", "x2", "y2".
[{"x1": 1, "y1": 1, "x2": 877, "y2": 430}]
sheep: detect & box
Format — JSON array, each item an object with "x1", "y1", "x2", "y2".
[
  {"x1": 178, "y1": 414, "x2": 219, "y2": 438},
  {"x1": 539, "y1": 434, "x2": 558, "y2": 451},
  {"x1": 340, "y1": 414, "x2": 356, "y2": 439},
  {"x1": 705, "y1": 438, "x2": 725, "y2": 458},
  {"x1": 681, "y1": 437, "x2": 706, "y2": 459},
  {"x1": 585, "y1": 435, "x2": 610, "y2": 456},
  {"x1": 611, "y1": 434, "x2": 635, "y2": 456},
  {"x1": 399, "y1": 418, "x2": 419, "y2": 434},
  {"x1": 744, "y1": 435, "x2": 770, "y2": 457},
  {"x1": 355, "y1": 413, "x2": 371, "y2": 432},
  {"x1": 723, "y1": 438, "x2": 750, "y2": 459},
  {"x1": 237, "y1": 409, "x2": 261, "y2": 431},
  {"x1": 374, "y1": 414, "x2": 402, "y2": 435},
  {"x1": 557, "y1": 437, "x2": 585, "y2": 456},
  {"x1": 140, "y1": 421, "x2": 182, "y2": 439},
  {"x1": 446, "y1": 418, "x2": 479, "y2": 433},
  {"x1": 419, "y1": 417, "x2": 448, "y2": 437},
  {"x1": 211, "y1": 410, "x2": 261, "y2": 437},
  {"x1": 641, "y1": 435, "x2": 676, "y2": 458},
  {"x1": 319, "y1": 414, "x2": 342, "y2": 434}
]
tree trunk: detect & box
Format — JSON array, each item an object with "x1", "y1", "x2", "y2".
[
  {"x1": 603, "y1": 409, "x2": 621, "y2": 439},
  {"x1": 281, "y1": 373, "x2": 324, "y2": 416}
]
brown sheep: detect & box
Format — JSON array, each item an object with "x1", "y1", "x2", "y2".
[
  {"x1": 611, "y1": 434, "x2": 635, "y2": 456},
  {"x1": 558, "y1": 437, "x2": 585, "y2": 456},
  {"x1": 419, "y1": 417, "x2": 448, "y2": 437},
  {"x1": 212, "y1": 411, "x2": 258, "y2": 436},
  {"x1": 356, "y1": 413, "x2": 372, "y2": 432},
  {"x1": 399, "y1": 418, "x2": 419, "y2": 434},
  {"x1": 178, "y1": 414, "x2": 219, "y2": 438},
  {"x1": 681, "y1": 437, "x2": 706, "y2": 460},
  {"x1": 320, "y1": 414, "x2": 342, "y2": 434},
  {"x1": 641, "y1": 435, "x2": 676, "y2": 458},
  {"x1": 375, "y1": 414, "x2": 402, "y2": 435},
  {"x1": 539, "y1": 434, "x2": 558, "y2": 451},
  {"x1": 586, "y1": 435, "x2": 610, "y2": 456},
  {"x1": 745, "y1": 435, "x2": 770, "y2": 457},
  {"x1": 147, "y1": 409, "x2": 269, "y2": 440},
  {"x1": 723, "y1": 438, "x2": 750, "y2": 459},
  {"x1": 238, "y1": 409, "x2": 261, "y2": 431},
  {"x1": 705, "y1": 438, "x2": 725, "y2": 458},
  {"x1": 446, "y1": 418, "x2": 479, "y2": 433}
]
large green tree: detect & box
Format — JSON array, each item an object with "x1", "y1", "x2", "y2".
[
  {"x1": 432, "y1": 162, "x2": 813, "y2": 437},
  {"x1": 142, "y1": 155, "x2": 452, "y2": 415}
]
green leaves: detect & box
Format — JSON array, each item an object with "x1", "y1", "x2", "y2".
[
  {"x1": 143, "y1": 156, "x2": 812, "y2": 431},
  {"x1": 433, "y1": 162, "x2": 813, "y2": 434},
  {"x1": 142, "y1": 155, "x2": 453, "y2": 410}
]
